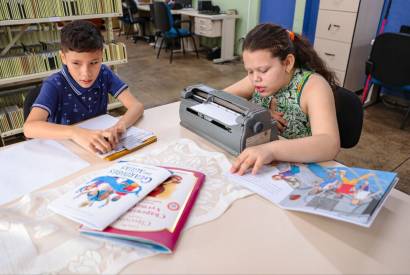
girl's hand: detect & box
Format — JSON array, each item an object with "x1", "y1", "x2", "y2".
[
  {"x1": 72, "y1": 128, "x2": 113, "y2": 154},
  {"x1": 269, "y1": 98, "x2": 287, "y2": 133},
  {"x1": 230, "y1": 143, "x2": 275, "y2": 175}
]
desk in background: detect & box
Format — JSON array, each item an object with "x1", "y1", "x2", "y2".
[{"x1": 138, "y1": 5, "x2": 239, "y2": 63}]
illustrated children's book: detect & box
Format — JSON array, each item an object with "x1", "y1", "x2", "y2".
[
  {"x1": 77, "y1": 114, "x2": 157, "y2": 161},
  {"x1": 80, "y1": 167, "x2": 205, "y2": 253},
  {"x1": 227, "y1": 161, "x2": 398, "y2": 227},
  {"x1": 48, "y1": 162, "x2": 172, "y2": 230}
]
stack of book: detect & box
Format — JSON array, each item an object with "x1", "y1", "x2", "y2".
[
  {"x1": 0, "y1": 24, "x2": 61, "y2": 49},
  {"x1": 49, "y1": 161, "x2": 205, "y2": 253},
  {"x1": 0, "y1": 0, "x2": 121, "y2": 21},
  {"x1": 0, "y1": 105, "x2": 24, "y2": 134}
]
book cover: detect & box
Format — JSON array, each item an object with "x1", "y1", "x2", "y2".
[
  {"x1": 227, "y1": 161, "x2": 398, "y2": 227},
  {"x1": 80, "y1": 167, "x2": 205, "y2": 253},
  {"x1": 48, "y1": 162, "x2": 172, "y2": 230}
]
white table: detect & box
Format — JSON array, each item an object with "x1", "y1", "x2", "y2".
[{"x1": 2, "y1": 102, "x2": 410, "y2": 274}]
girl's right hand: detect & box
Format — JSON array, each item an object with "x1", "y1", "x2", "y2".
[{"x1": 71, "y1": 127, "x2": 113, "y2": 154}]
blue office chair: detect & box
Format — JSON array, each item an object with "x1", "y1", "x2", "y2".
[
  {"x1": 153, "y1": 1, "x2": 199, "y2": 63},
  {"x1": 119, "y1": 0, "x2": 149, "y2": 41},
  {"x1": 361, "y1": 32, "x2": 410, "y2": 129}
]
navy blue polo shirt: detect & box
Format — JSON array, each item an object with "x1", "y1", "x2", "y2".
[{"x1": 32, "y1": 64, "x2": 128, "y2": 125}]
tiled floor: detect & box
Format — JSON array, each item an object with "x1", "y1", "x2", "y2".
[{"x1": 81, "y1": 33, "x2": 410, "y2": 196}]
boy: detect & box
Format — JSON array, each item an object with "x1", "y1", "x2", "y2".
[{"x1": 24, "y1": 20, "x2": 144, "y2": 154}]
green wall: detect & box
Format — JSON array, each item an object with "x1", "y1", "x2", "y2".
[
  {"x1": 293, "y1": 0, "x2": 306, "y2": 34},
  {"x1": 192, "y1": 0, "x2": 260, "y2": 54}
]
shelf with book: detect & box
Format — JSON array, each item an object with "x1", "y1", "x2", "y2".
[
  {"x1": 0, "y1": 58, "x2": 128, "y2": 86},
  {"x1": 0, "y1": 13, "x2": 122, "y2": 27}
]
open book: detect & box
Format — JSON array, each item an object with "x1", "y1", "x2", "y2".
[
  {"x1": 48, "y1": 162, "x2": 172, "y2": 230},
  {"x1": 227, "y1": 161, "x2": 398, "y2": 227},
  {"x1": 77, "y1": 114, "x2": 157, "y2": 161},
  {"x1": 80, "y1": 167, "x2": 205, "y2": 253}
]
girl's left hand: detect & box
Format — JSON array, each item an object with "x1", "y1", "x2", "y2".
[
  {"x1": 230, "y1": 143, "x2": 275, "y2": 175},
  {"x1": 269, "y1": 98, "x2": 287, "y2": 132}
]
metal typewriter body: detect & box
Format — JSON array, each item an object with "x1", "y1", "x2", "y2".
[{"x1": 179, "y1": 84, "x2": 278, "y2": 156}]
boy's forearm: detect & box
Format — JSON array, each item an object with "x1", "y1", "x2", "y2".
[
  {"x1": 23, "y1": 121, "x2": 75, "y2": 140},
  {"x1": 118, "y1": 101, "x2": 144, "y2": 128},
  {"x1": 268, "y1": 134, "x2": 340, "y2": 163}
]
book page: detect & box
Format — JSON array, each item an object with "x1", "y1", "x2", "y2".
[
  {"x1": 48, "y1": 162, "x2": 172, "y2": 230},
  {"x1": 226, "y1": 165, "x2": 294, "y2": 204},
  {"x1": 0, "y1": 139, "x2": 89, "y2": 205}
]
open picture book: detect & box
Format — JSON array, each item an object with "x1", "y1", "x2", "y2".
[
  {"x1": 80, "y1": 167, "x2": 205, "y2": 253},
  {"x1": 77, "y1": 114, "x2": 157, "y2": 161},
  {"x1": 227, "y1": 161, "x2": 398, "y2": 227},
  {"x1": 48, "y1": 162, "x2": 172, "y2": 230}
]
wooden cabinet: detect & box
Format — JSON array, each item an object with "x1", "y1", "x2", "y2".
[{"x1": 314, "y1": 0, "x2": 384, "y2": 91}]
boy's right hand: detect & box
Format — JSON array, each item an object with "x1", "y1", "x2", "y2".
[{"x1": 71, "y1": 127, "x2": 113, "y2": 154}]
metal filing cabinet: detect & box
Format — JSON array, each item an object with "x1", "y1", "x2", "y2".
[{"x1": 314, "y1": 0, "x2": 384, "y2": 91}]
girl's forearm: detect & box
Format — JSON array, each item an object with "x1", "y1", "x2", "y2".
[{"x1": 268, "y1": 134, "x2": 340, "y2": 163}]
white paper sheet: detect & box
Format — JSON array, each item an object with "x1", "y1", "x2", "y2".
[
  {"x1": 226, "y1": 165, "x2": 294, "y2": 204},
  {"x1": 0, "y1": 139, "x2": 89, "y2": 205},
  {"x1": 190, "y1": 102, "x2": 241, "y2": 126}
]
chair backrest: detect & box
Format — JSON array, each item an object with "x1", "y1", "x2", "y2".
[
  {"x1": 153, "y1": 2, "x2": 172, "y2": 32},
  {"x1": 23, "y1": 86, "x2": 41, "y2": 121},
  {"x1": 368, "y1": 32, "x2": 410, "y2": 87},
  {"x1": 334, "y1": 86, "x2": 363, "y2": 148},
  {"x1": 123, "y1": 0, "x2": 139, "y2": 23}
]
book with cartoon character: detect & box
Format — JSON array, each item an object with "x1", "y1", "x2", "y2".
[
  {"x1": 80, "y1": 167, "x2": 205, "y2": 253},
  {"x1": 227, "y1": 161, "x2": 398, "y2": 227},
  {"x1": 48, "y1": 162, "x2": 172, "y2": 230}
]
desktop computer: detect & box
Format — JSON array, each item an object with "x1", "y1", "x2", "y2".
[
  {"x1": 175, "y1": 0, "x2": 192, "y2": 9},
  {"x1": 198, "y1": 0, "x2": 220, "y2": 15}
]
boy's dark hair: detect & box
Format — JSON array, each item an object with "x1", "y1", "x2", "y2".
[
  {"x1": 61, "y1": 20, "x2": 104, "y2": 52},
  {"x1": 243, "y1": 23, "x2": 337, "y2": 92}
]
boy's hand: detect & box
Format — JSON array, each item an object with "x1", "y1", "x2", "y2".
[
  {"x1": 72, "y1": 127, "x2": 113, "y2": 154},
  {"x1": 230, "y1": 143, "x2": 275, "y2": 175},
  {"x1": 104, "y1": 122, "x2": 126, "y2": 148}
]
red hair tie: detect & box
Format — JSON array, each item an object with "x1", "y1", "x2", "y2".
[{"x1": 287, "y1": 30, "x2": 295, "y2": 41}]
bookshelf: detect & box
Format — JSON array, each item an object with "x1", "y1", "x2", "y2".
[{"x1": 0, "y1": 0, "x2": 128, "y2": 145}]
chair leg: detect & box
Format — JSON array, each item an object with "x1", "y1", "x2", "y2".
[
  {"x1": 157, "y1": 37, "x2": 165, "y2": 59},
  {"x1": 400, "y1": 106, "x2": 410, "y2": 129},
  {"x1": 181, "y1": 37, "x2": 185, "y2": 55},
  {"x1": 126, "y1": 24, "x2": 132, "y2": 39},
  {"x1": 170, "y1": 39, "x2": 174, "y2": 64},
  {"x1": 190, "y1": 35, "x2": 199, "y2": 58}
]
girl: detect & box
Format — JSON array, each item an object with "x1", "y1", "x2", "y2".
[{"x1": 226, "y1": 23, "x2": 340, "y2": 175}]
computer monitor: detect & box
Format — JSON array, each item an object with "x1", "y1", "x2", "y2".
[
  {"x1": 175, "y1": 0, "x2": 192, "y2": 8},
  {"x1": 198, "y1": 0, "x2": 212, "y2": 11}
]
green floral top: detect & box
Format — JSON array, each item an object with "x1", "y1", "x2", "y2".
[{"x1": 251, "y1": 68, "x2": 313, "y2": 139}]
